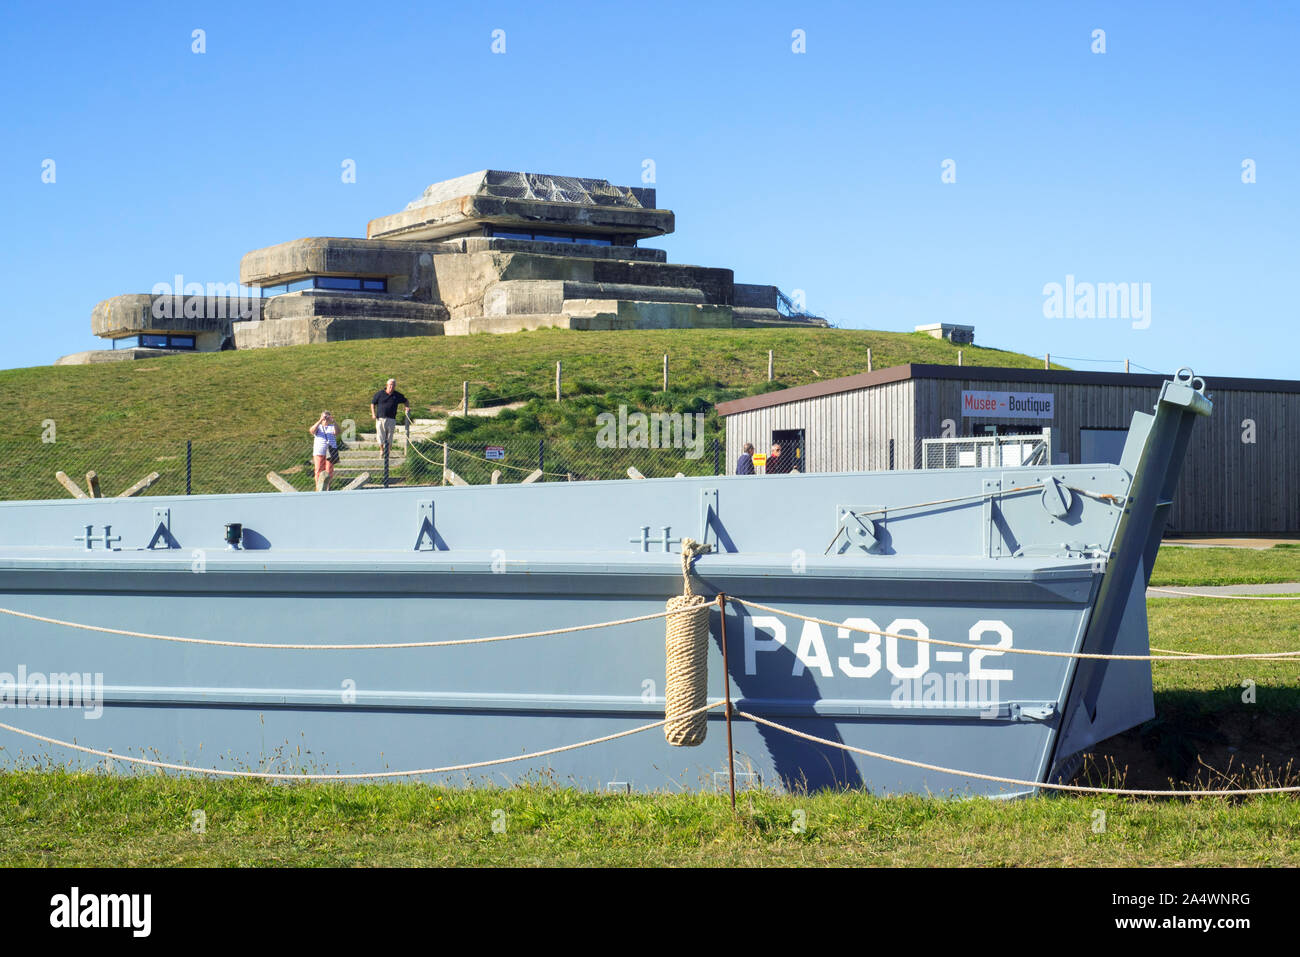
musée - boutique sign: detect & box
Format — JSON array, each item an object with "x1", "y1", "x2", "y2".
[{"x1": 961, "y1": 390, "x2": 1054, "y2": 419}]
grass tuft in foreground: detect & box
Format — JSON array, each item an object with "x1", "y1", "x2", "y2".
[{"x1": 2, "y1": 769, "x2": 1298, "y2": 867}]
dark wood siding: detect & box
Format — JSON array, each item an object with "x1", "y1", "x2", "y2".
[{"x1": 723, "y1": 375, "x2": 1299, "y2": 533}]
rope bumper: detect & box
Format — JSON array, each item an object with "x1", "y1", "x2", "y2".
[{"x1": 664, "y1": 538, "x2": 712, "y2": 746}]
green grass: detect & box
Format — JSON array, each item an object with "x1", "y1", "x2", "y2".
[
  {"x1": 2, "y1": 771, "x2": 1297, "y2": 867},
  {"x1": 1148, "y1": 599, "x2": 1300, "y2": 712},
  {"x1": 1150, "y1": 546, "x2": 1300, "y2": 586},
  {"x1": 0, "y1": 327, "x2": 1053, "y2": 499},
  {"x1": 407, "y1": 382, "x2": 734, "y2": 482}
]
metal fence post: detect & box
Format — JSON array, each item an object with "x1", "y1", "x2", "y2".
[
  {"x1": 383, "y1": 445, "x2": 390, "y2": 489},
  {"x1": 713, "y1": 438, "x2": 720, "y2": 476},
  {"x1": 186, "y1": 440, "x2": 192, "y2": 495},
  {"x1": 539, "y1": 438, "x2": 544, "y2": 477}
]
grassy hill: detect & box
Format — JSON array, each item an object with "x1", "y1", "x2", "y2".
[{"x1": 0, "y1": 328, "x2": 1058, "y2": 498}]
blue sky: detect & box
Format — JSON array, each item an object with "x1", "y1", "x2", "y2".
[{"x1": 2, "y1": 1, "x2": 1295, "y2": 377}]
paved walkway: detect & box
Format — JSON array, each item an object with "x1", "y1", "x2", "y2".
[
  {"x1": 1163, "y1": 537, "x2": 1300, "y2": 550},
  {"x1": 1147, "y1": 582, "x2": 1300, "y2": 598}
]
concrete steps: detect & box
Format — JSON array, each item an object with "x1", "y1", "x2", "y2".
[
  {"x1": 336, "y1": 457, "x2": 403, "y2": 470},
  {"x1": 352, "y1": 418, "x2": 447, "y2": 446},
  {"x1": 331, "y1": 413, "x2": 520, "y2": 484},
  {"x1": 332, "y1": 476, "x2": 411, "y2": 487}
]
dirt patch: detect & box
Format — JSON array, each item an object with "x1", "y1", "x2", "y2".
[{"x1": 1075, "y1": 709, "x2": 1300, "y2": 790}]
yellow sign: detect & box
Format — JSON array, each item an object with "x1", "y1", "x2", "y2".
[{"x1": 751, "y1": 453, "x2": 768, "y2": 468}]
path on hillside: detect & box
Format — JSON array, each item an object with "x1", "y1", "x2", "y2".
[
  {"x1": 1163, "y1": 537, "x2": 1300, "y2": 549},
  {"x1": 1147, "y1": 582, "x2": 1300, "y2": 597}
]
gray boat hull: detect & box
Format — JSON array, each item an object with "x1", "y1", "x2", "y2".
[{"x1": 0, "y1": 374, "x2": 1212, "y2": 796}]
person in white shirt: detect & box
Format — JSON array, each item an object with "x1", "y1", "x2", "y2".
[{"x1": 309, "y1": 411, "x2": 338, "y2": 491}]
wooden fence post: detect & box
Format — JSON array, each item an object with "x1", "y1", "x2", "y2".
[{"x1": 55, "y1": 472, "x2": 87, "y2": 499}]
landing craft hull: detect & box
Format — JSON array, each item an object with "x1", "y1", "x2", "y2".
[{"x1": 0, "y1": 374, "x2": 1211, "y2": 796}]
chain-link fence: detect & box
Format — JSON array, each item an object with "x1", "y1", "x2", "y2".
[
  {"x1": 0, "y1": 434, "x2": 732, "y2": 501},
  {"x1": 0, "y1": 438, "x2": 323, "y2": 500},
  {"x1": 411, "y1": 436, "x2": 723, "y2": 486},
  {"x1": 0, "y1": 427, "x2": 1071, "y2": 501}
]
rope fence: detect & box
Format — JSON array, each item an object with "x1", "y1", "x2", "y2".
[
  {"x1": 405, "y1": 437, "x2": 572, "y2": 480},
  {"x1": 443, "y1": 443, "x2": 569, "y2": 478},
  {"x1": 3, "y1": 586, "x2": 1298, "y2": 799},
  {"x1": 6, "y1": 595, "x2": 1299, "y2": 661},
  {"x1": 1050, "y1": 355, "x2": 1166, "y2": 375},
  {"x1": 0, "y1": 702, "x2": 724, "y2": 781},
  {"x1": 0, "y1": 605, "x2": 702, "y2": 651}
]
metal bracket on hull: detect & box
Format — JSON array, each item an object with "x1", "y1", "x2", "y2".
[
  {"x1": 834, "y1": 506, "x2": 881, "y2": 553},
  {"x1": 1040, "y1": 477, "x2": 1074, "y2": 519},
  {"x1": 146, "y1": 508, "x2": 179, "y2": 550},
  {"x1": 700, "y1": 488, "x2": 718, "y2": 550},
  {"x1": 699, "y1": 489, "x2": 739, "y2": 553},
  {"x1": 630, "y1": 526, "x2": 680, "y2": 553},
  {"x1": 1010, "y1": 704, "x2": 1056, "y2": 722},
  {"x1": 414, "y1": 501, "x2": 440, "y2": 551},
  {"x1": 1013, "y1": 543, "x2": 1109, "y2": 560},
  {"x1": 983, "y1": 479, "x2": 1003, "y2": 558},
  {"x1": 74, "y1": 525, "x2": 121, "y2": 551}
]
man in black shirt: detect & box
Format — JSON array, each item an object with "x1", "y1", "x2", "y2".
[{"x1": 370, "y1": 378, "x2": 410, "y2": 459}]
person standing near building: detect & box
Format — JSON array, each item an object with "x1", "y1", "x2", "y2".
[
  {"x1": 735, "y1": 442, "x2": 755, "y2": 475},
  {"x1": 309, "y1": 411, "x2": 338, "y2": 491},
  {"x1": 766, "y1": 440, "x2": 791, "y2": 474},
  {"x1": 370, "y1": 378, "x2": 410, "y2": 460}
]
